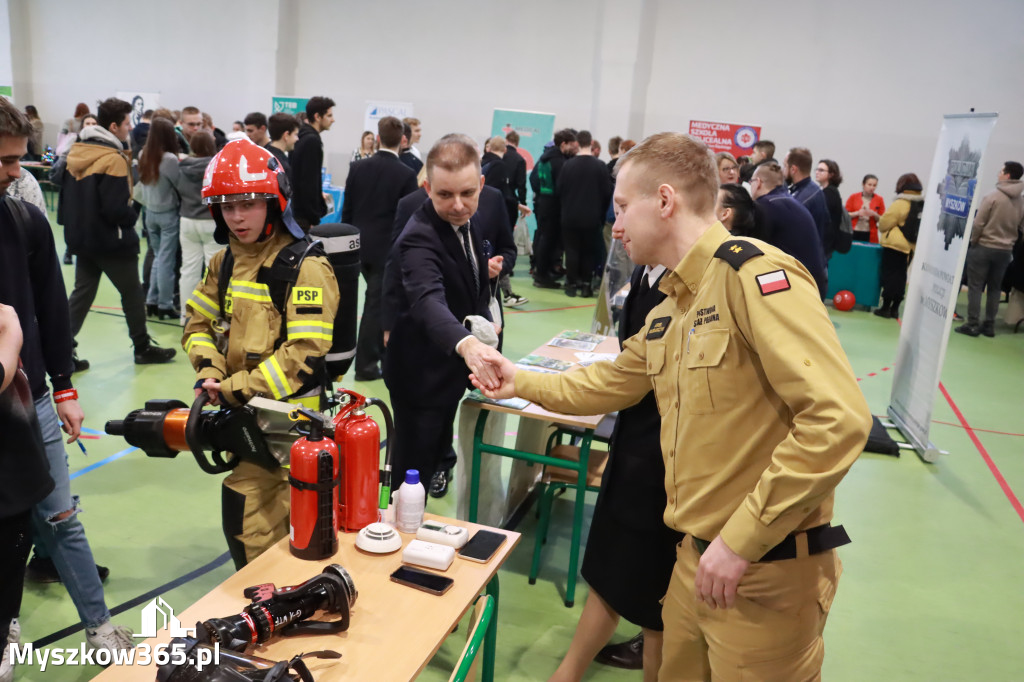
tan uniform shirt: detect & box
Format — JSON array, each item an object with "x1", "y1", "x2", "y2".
[
  {"x1": 517, "y1": 222, "x2": 871, "y2": 562},
  {"x1": 182, "y1": 230, "x2": 339, "y2": 406}
]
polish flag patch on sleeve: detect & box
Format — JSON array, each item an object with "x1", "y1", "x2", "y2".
[{"x1": 756, "y1": 269, "x2": 791, "y2": 295}]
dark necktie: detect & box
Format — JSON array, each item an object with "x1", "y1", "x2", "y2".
[
  {"x1": 638, "y1": 274, "x2": 651, "y2": 296},
  {"x1": 459, "y1": 225, "x2": 479, "y2": 299}
]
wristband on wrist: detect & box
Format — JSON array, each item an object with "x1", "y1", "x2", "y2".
[{"x1": 53, "y1": 388, "x2": 78, "y2": 404}]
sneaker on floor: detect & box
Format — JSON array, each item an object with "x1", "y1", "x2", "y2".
[
  {"x1": 85, "y1": 622, "x2": 136, "y2": 663},
  {"x1": 954, "y1": 323, "x2": 981, "y2": 337},
  {"x1": 980, "y1": 322, "x2": 995, "y2": 338},
  {"x1": 134, "y1": 338, "x2": 176, "y2": 364},
  {"x1": 26, "y1": 555, "x2": 110, "y2": 583},
  {"x1": 1, "y1": 620, "x2": 20, "y2": 682},
  {"x1": 504, "y1": 292, "x2": 529, "y2": 307}
]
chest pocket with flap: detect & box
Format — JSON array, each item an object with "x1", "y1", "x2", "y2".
[
  {"x1": 645, "y1": 341, "x2": 671, "y2": 415},
  {"x1": 684, "y1": 328, "x2": 729, "y2": 414}
]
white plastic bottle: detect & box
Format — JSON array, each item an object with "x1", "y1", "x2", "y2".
[{"x1": 396, "y1": 470, "x2": 426, "y2": 533}]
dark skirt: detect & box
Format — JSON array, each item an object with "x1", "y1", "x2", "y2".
[{"x1": 580, "y1": 416, "x2": 684, "y2": 630}]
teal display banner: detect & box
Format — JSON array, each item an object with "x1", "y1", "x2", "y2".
[
  {"x1": 491, "y1": 109, "x2": 556, "y2": 241},
  {"x1": 272, "y1": 96, "x2": 309, "y2": 116}
]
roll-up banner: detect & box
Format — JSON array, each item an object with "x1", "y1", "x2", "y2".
[
  {"x1": 888, "y1": 112, "x2": 998, "y2": 463},
  {"x1": 491, "y1": 109, "x2": 556, "y2": 242},
  {"x1": 0, "y1": 0, "x2": 11, "y2": 98}
]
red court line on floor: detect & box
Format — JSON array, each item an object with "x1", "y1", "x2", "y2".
[
  {"x1": 931, "y1": 420, "x2": 1024, "y2": 438},
  {"x1": 939, "y1": 382, "x2": 1024, "y2": 525},
  {"x1": 91, "y1": 305, "x2": 124, "y2": 311},
  {"x1": 505, "y1": 304, "x2": 594, "y2": 314}
]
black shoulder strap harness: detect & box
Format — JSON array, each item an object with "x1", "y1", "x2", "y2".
[
  {"x1": 714, "y1": 239, "x2": 764, "y2": 270},
  {"x1": 216, "y1": 237, "x2": 327, "y2": 348}
]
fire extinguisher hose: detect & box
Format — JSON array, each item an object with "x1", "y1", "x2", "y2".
[{"x1": 362, "y1": 398, "x2": 395, "y2": 510}]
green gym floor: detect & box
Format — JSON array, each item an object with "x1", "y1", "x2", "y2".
[{"x1": 14, "y1": 214, "x2": 1024, "y2": 681}]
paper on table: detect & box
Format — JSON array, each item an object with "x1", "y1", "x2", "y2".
[
  {"x1": 575, "y1": 352, "x2": 618, "y2": 367},
  {"x1": 466, "y1": 390, "x2": 531, "y2": 410},
  {"x1": 517, "y1": 355, "x2": 573, "y2": 371}
]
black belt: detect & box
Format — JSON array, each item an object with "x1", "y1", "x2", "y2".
[{"x1": 692, "y1": 524, "x2": 851, "y2": 562}]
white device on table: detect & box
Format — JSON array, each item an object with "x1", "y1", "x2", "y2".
[
  {"x1": 355, "y1": 522, "x2": 403, "y2": 554},
  {"x1": 415, "y1": 520, "x2": 469, "y2": 548},
  {"x1": 402, "y1": 539, "x2": 456, "y2": 571}
]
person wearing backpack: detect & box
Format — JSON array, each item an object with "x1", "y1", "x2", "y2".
[
  {"x1": 182, "y1": 140, "x2": 339, "y2": 569},
  {"x1": 875, "y1": 173, "x2": 924, "y2": 319}
]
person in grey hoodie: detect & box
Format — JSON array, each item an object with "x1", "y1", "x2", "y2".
[
  {"x1": 138, "y1": 117, "x2": 182, "y2": 320},
  {"x1": 957, "y1": 161, "x2": 1024, "y2": 337},
  {"x1": 173, "y1": 130, "x2": 219, "y2": 323}
]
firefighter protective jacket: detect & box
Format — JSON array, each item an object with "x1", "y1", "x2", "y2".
[{"x1": 182, "y1": 229, "x2": 339, "y2": 406}]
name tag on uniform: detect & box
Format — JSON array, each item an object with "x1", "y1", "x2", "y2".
[
  {"x1": 646, "y1": 316, "x2": 671, "y2": 340},
  {"x1": 292, "y1": 287, "x2": 323, "y2": 305}
]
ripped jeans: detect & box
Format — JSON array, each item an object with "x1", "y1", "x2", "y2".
[{"x1": 31, "y1": 393, "x2": 111, "y2": 629}]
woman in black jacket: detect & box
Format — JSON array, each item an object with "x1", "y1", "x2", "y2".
[{"x1": 815, "y1": 159, "x2": 845, "y2": 256}]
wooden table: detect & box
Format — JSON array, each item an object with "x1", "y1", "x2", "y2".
[
  {"x1": 465, "y1": 333, "x2": 618, "y2": 606},
  {"x1": 94, "y1": 515, "x2": 519, "y2": 682}
]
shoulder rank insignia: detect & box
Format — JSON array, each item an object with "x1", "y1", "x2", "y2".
[
  {"x1": 756, "y1": 269, "x2": 791, "y2": 295},
  {"x1": 714, "y1": 240, "x2": 764, "y2": 271}
]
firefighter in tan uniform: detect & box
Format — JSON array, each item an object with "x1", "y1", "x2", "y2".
[
  {"x1": 183, "y1": 140, "x2": 339, "y2": 569},
  {"x1": 472, "y1": 133, "x2": 872, "y2": 681}
]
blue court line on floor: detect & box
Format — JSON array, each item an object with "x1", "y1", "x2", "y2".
[
  {"x1": 69, "y1": 446, "x2": 138, "y2": 480},
  {"x1": 33, "y1": 551, "x2": 232, "y2": 648},
  {"x1": 80, "y1": 426, "x2": 105, "y2": 435}
]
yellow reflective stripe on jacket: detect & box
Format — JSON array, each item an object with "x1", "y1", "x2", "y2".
[
  {"x1": 286, "y1": 319, "x2": 333, "y2": 342},
  {"x1": 228, "y1": 280, "x2": 272, "y2": 303},
  {"x1": 185, "y1": 333, "x2": 217, "y2": 353},
  {"x1": 258, "y1": 355, "x2": 291, "y2": 400},
  {"x1": 187, "y1": 290, "x2": 219, "y2": 321}
]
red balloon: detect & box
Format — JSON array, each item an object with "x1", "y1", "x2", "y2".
[{"x1": 833, "y1": 290, "x2": 856, "y2": 311}]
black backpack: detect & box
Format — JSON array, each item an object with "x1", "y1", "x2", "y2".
[{"x1": 901, "y1": 200, "x2": 924, "y2": 244}]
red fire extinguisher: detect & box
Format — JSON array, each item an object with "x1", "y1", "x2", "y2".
[
  {"x1": 289, "y1": 410, "x2": 339, "y2": 560},
  {"x1": 331, "y1": 390, "x2": 394, "y2": 532}
]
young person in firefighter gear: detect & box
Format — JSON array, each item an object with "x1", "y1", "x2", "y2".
[{"x1": 182, "y1": 140, "x2": 339, "y2": 569}]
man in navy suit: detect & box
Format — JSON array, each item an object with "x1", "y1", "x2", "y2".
[
  {"x1": 383, "y1": 184, "x2": 516, "y2": 343},
  {"x1": 342, "y1": 116, "x2": 418, "y2": 381},
  {"x1": 383, "y1": 134, "x2": 505, "y2": 496}
]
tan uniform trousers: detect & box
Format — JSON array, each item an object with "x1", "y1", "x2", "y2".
[
  {"x1": 660, "y1": 535, "x2": 841, "y2": 682},
  {"x1": 223, "y1": 460, "x2": 290, "y2": 566}
]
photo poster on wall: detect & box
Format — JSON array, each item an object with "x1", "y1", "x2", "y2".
[
  {"x1": 272, "y1": 96, "x2": 309, "y2": 118},
  {"x1": 117, "y1": 92, "x2": 161, "y2": 129},
  {"x1": 0, "y1": 0, "x2": 12, "y2": 98},
  {"x1": 687, "y1": 120, "x2": 760, "y2": 159},
  {"x1": 363, "y1": 101, "x2": 414, "y2": 134},
  {"x1": 491, "y1": 108, "x2": 557, "y2": 242},
  {"x1": 889, "y1": 112, "x2": 998, "y2": 463}
]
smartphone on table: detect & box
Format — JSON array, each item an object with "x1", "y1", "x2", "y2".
[
  {"x1": 390, "y1": 565, "x2": 454, "y2": 596},
  {"x1": 457, "y1": 530, "x2": 507, "y2": 563}
]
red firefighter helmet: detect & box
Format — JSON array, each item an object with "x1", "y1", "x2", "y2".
[
  {"x1": 202, "y1": 139, "x2": 288, "y2": 210},
  {"x1": 201, "y1": 139, "x2": 303, "y2": 242}
]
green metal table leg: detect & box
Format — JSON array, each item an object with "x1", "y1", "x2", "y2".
[
  {"x1": 565, "y1": 433, "x2": 592, "y2": 607},
  {"x1": 483, "y1": 575, "x2": 500, "y2": 682},
  {"x1": 469, "y1": 409, "x2": 490, "y2": 524}
]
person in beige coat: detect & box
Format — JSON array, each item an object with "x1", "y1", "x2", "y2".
[
  {"x1": 874, "y1": 173, "x2": 924, "y2": 319},
  {"x1": 956, "y1": 161, "x2": 1024, "y2": 337}
]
